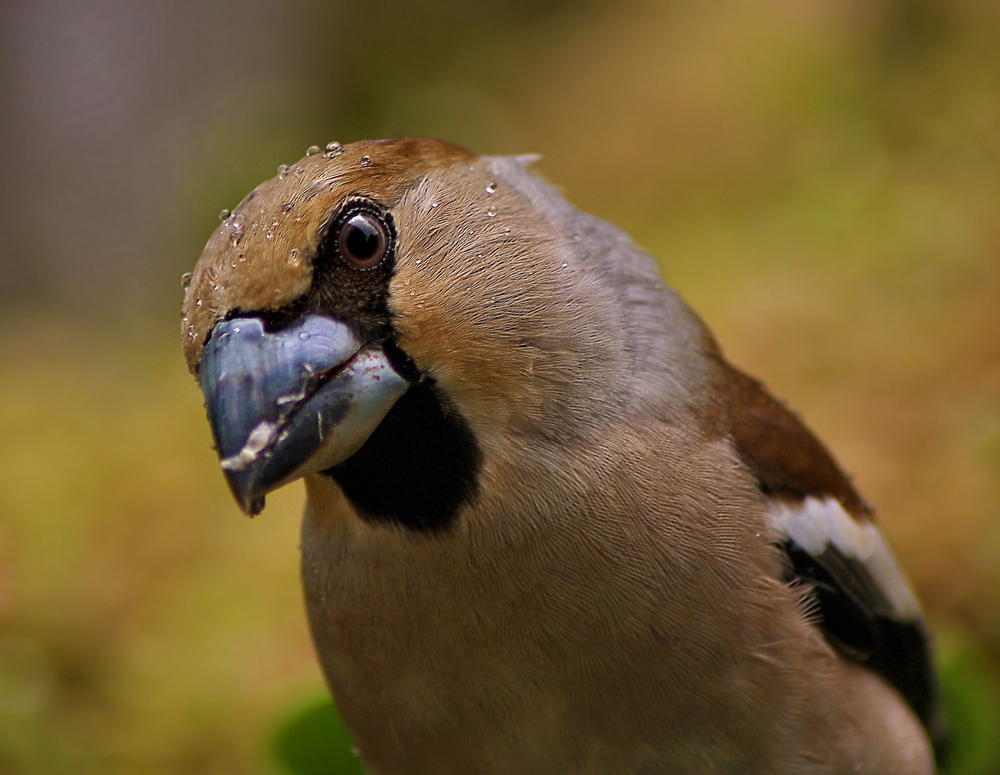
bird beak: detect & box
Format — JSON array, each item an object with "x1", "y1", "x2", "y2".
[{"x1": 198, "y1": 315, "x2": 409, "y2": 515}]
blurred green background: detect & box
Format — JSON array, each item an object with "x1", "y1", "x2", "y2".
[{"x1": 1, "y1": 0, "x2": 999, "y2": 772}]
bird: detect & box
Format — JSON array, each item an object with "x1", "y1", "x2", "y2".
[{"x1": 182, "y1": 138, "x2": 944, "y2": 774}]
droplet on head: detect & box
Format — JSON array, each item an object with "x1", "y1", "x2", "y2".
[
  {"x1": 295, "y1": 166, "x2": 303, "y2": 175},
  {"x1": 361, "y1": 155, "x2": 371, "y2": 168},
  {"x1": 218, "y1": 209, "x2": 231, "y2": 221},
  {"x1": 180, "y1": 272, "x2": 193, "y2": 289},
  {"x1": 305, "y1": 145, "x2": 321, "y2": 156},
  {"x1": 486, "y1": 207, "x2": 497, "y2": 217},
  {"x1": 283, "y1": 202, "x2": 294, "y2": 213},
  {"x1": 486, "y1": 182, "x2": 497, "y2": 194},
  {"x1": 277, "y1": 164, "x2": 289, "y2": 177},
  {"x1": 324, "y1": 141, "x2": 343, "y2": 158}
]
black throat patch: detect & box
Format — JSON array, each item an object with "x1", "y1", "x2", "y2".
[{"x1": 324, "y1": 378, "x2": 481, "y2": 533}]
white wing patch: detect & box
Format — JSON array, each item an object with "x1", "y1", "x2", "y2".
[{"x1": 768, "y1": 496, "x2": 922, "y2": 621}]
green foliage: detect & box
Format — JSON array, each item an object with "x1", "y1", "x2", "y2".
[
  {"x1": 271, "y1": 694, "x2": 364, "y2": 775},
  {"x1": 938, "y1": 625, "x2": 1000, "y2": 775}
]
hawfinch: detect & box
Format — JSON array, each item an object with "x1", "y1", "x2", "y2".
[{"x1": 182, "y1": 138, "x2": 944, "y2": 774}]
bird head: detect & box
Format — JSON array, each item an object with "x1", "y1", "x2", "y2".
[{"x1": 183, "y1": 138, "x2": 704, "y2": 527}]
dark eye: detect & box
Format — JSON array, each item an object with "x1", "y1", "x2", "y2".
[{"x1": 338, "y1": 211, "x2": 389, "y2": 269}]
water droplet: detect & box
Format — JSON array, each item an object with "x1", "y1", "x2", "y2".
[
  {"x1": 265, "y1": 230, "x2": 273, "y2": 240},
  {"x1": 360, "y1": 155, "x2": 371, "y2": 167},
  {"x1": 298, "y1": 331, "x2": 310, "y2": 340},
  {"x1": 229, "y1": 214, "x2": 246, "y2": 245},
  {"x1": 195, "y1": 298, "x2": 202, "y2": 307},
  {"x1": 486, "y1": 207, "x2": 497, "y2": 217},
  {"x1": 294, "y1": 166, "x2": 304, "y2": 175},
  {"x1": 324, "y1": 141, "x2": 343, "y2": 158},
  {"x1": 305, "y1": 145, "x2": 321, "y2": 156},
  {"x1": 289, "y1": 248, "x2": 299, "y2": 259},
  {"x1": 233, "y1": 326, "x2": 241, "y2": 334},
  {"x1": 561, "y1": 262, "x2": 568, "y2": 269},
  {"x1": 277, "y1": 164, "x2": 289, "y2": 177},
  {"x1": 218, "y1": 209, "x2": 231, "y2": 221},
  {"x1": 180, "y1": 272, "x2": 193, "y2": 289},
  {"x1": 572, "y1": 233, "x2": 581, "y2": 240},
  {"x1": 414, "y1": 259, "x2": 421, "y2": 265},
  {"x1": 283, "y1": 202, "x2": 294, "y2": 212},
  {"x1": 486, "y1": 182, "x2": 497, "y2": 194}
]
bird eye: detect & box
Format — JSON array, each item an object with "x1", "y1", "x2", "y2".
[{"x1": 338, "y1": 211, "x2": 389, "y2": 269}]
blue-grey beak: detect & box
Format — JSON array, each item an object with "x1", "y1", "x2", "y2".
[{"x1": 198, "y1": 315, "x2": 409, "y2": 514}]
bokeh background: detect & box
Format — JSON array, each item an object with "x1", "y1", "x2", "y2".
[{"x1": 1, "y1": 0, "x2": 999, "y2": 772}]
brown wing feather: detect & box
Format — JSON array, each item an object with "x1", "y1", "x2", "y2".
[{"x1": 704, "y1": 353, "x2": 871, "y2": 519}]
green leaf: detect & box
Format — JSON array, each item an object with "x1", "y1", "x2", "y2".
[
  {"x1": 937, "y1": 623, "x2": 1000, "y2": 775},
  {"x1": 270, "y1": 693, "x2": 365, "y2": 775}
]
